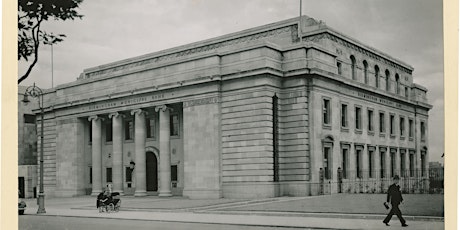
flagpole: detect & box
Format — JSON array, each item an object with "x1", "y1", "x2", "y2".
[{"x1": 299, "y1": 0, "x2": 303, "y2": 41}]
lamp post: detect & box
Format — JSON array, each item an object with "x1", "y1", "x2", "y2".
[{"x1": 22, "y1": 83, "x2": 46, "y2": 214}]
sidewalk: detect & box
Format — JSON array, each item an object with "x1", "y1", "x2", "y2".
[{"x1": 20, "y1": 194, "x2": 444, "y2": 230}]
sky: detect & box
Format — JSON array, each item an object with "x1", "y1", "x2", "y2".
[{"x1": 18, "y1": 0, "x2": 445, "y2": 163}]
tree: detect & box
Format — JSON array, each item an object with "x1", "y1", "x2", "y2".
[{"x1": 18, "y1": 0, "x2": 84, "y2": 84}]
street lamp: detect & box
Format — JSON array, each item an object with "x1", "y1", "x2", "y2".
[{"x1": 22, "y1": 83, "x2": 46, "y2": 214}]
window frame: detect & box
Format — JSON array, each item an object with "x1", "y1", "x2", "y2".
[
  {"x1": 322, "y1": 97, "x2": 332, "y2": 128},
  {"x1": 354, "y1": 105, "x2": 362, "y2": 132},
  {"x1": 340, "y1": 103, "x2": 349, "y2": 130}
]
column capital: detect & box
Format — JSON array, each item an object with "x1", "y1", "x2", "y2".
[
  {"x1": 108, "y1": 112, "x2": 125, "y2": 119},
  {"x1": 131, "y1": 109, "x2": 147, "y2": 116},
  {"x1": 88, "y1": 115, "x2": 104, "y2": 122},
  {"x1": 155, "y1": 105, "x2": 172, "y2": 112}
]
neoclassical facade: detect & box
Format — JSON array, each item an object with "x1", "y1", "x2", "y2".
[{"x1": 37, "y1": 16, "x2": 431, "y2": 199}]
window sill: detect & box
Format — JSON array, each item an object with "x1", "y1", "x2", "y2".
[
  {"x1": 341, "y1": 127, "x2": 349, "y2": 132},
  {"x1": 390, "y1": 134, "x2": 396, "y2": 139},
  {"x1": 409, "y1": 137, "x2": 414, "y2": 141},
  {"x1": 368, "y1": 131, "x2": 374, "y2": 136},
  {"x1": 323, "y1": 124, "x2": 332, "y2": 130},
  {"x1": 400, "y1": 136, "x2": 405, "y2": 141},
  {"x1": 379, "y1": 133, "x2": 386, "y2": 138},
  {"x1": 124, "y1": 139, "x2": 134, "y2": 143},
  {"x1": 355, "y1": 129, "x2": 363, "y2": 135}
]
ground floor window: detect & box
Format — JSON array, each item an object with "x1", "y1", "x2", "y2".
[
  {"x1": 368, "y1": 149, "x2": 374, "y2": 178},
  {"x1": 380, "y1": 151, "x2": 386, "y2": 178},
  {"x1": 409, "y1": 152, "x2": 415, "y2": 177},
  {"x1": 323, "y1": 147, "x2": 331, "y2": 179},
  {"x1": 341, "y1": 147, "x2": 349, "y2": 179},
  {"x1": 106, "y1": 168, "x2": 112, "y2": 183}
]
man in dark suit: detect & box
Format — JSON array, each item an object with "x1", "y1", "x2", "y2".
[{"x1": 383, "y1": 175, "x2": 408, "y2": 227}]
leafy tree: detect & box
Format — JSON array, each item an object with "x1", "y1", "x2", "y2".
[{"x1": 18, "y1": 0, "x2": 84, "y2": 84}]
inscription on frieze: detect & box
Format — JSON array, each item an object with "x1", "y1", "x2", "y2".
[
  {"x1": 87, "y1": 93, "x2": 165, "y2": 111},
  {"x1": 183, "y1": 97, "x2": 220, "y2": 108}
]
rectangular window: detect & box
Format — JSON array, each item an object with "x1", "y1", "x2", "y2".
[
  {"x1": 125, "y1": 120, "x2": 134, "y2": 140},
  {"x1": 337, "y1": 62, "x2": 342, "y2": 75},
  {"x1": 146, "y1": 117, "x2": 156, "y2": 139},
  {"x1": 421, "y1": 121, "x2": 426, "y2": 141},
  {"x1": 89, "y1": 167, "x2": 92, "y2": 184},
  {"x1": 405, "y1": 87, "x2": 409, "y2": 98},
  {"x1": 342, "y1": 148, "x2": 348, "y2": 179},
  {"x1": 368, "y1": 150, "x2": 374, "y2": 178},
  {"x1": 356, "y1": 149, "x2": 362, "y2": 178},
  {"x1": 323, "y1": 147, "x2": 331, "y2": 179},
  {"x1": 170, "y1": 114, "x2": 180, "y2": 136},
  {"x1": 341, "y1": 104, "x2": 348, "y2": 128},
  {"x1": 89, "y1": 121, "x2": 93, "y2": 143},
  {"x1": 24, "y1": 114, "x2": 35, "y2": 124},
  {"x1": 409, "y1": 153, "x2": 415, "y2": 177},
  {"x1": 399, "y1": 117, "x2": 405, "y2": 137},
  {"x1": 379, "y1": 112, "x2": 385, "y2": 133},
  {"x1": 125, "y1": 167, "x2": 132, "y2": 182},
  {"x1": 106, "y1": 168, "x2": 112, "y2": 183},
  {"x1": 380, "y1": 151, "x2": 386, "y2": 178},
  {"x1": 323, "y1": 99, "x2": 331, "y2": 126},
  {"x1": 171, "y1": 165, "x2": 178, "y2": 181},
  {"x1": 400, "y1": 151, "x2": 406, "y2": 177},
  {"x1": 421, "y1": 152, "x2": 426, "y2": 177},
  {"x1": 390, "y1": 151, "x2": 395, "y2": 177},
  {"x1": 355, "y1": 106, "x2": 362, "y2": 130},
  {"x1": 368, "y1": 110, "x2": 374, "y2": 132},
  {"x1": 106, "y1": 121, "x2": 113, "y2": 142},
  {"x1": 409, "y1": 119, "x2": 414, "y2": 138},
  {"x1": 390, "y1": 114, "x2": 395, "y2": 136}
]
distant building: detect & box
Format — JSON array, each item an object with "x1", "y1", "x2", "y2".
[
  {"x1": 429, "y1": 161, "x2": 443, "y2": 178},
  {"x1": 18, "y1": 85, "x2": 38, "y2": 198},
  {"x1": 35, "y1": 16, "x2": 431, "y2": 198}
]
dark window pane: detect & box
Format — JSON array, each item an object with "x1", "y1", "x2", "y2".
[
  {"x1": 171, "y1": 165, "x2": 178, "y2": 181},
  {"x1": 24, "y1": 114, "x2": 35, "y2": 124},
  {"x1": 106, "y1": 168, "x2": 112, "y2": 183}
]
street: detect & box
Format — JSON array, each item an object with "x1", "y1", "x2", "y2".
[{"x1": 19, "y1": 215, "x2": 325, "y2": 230}]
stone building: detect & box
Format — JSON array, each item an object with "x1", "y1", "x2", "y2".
[
  {"x1": 36, "y1": 16, "x2": 431, "y2": 198},
  {"x1": 18, "y1": 85, "x2": 38, "y2": 198}
]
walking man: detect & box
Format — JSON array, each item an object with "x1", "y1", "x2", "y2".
[{"x1": 383, "y1": 175, "x2": 408, "y2": 227}]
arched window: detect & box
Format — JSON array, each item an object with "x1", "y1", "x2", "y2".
[
  {"x1": 350, "y1": 55, "x2": 356, "y2": 80},
  {"x1": 395, "y1": 74, "x2": 400, "y2": 95},
  {"x1": 374, "y1": 65, "x2": 380, "y2": 88},
  {"x1": 385, "y1": 69, "x2": 390, "y2": 91},
  {"x1": 363, "y1": 60, "x2": 368, "y2": 84}
]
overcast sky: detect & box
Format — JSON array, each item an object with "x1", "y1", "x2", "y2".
[{"x1": 18, "y1": 0, "x2": 444, "y2": 163}]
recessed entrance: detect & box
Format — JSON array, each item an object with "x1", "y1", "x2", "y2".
[{"x1": 146, "y1": 151, "x2": 158, "y2": 191}]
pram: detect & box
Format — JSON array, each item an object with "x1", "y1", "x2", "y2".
[{"x1": 97, "y1": 192, "x2": 121, "y2": 213}]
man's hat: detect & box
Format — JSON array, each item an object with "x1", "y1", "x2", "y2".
[{"x1": 393, "y1": 175, "x2": 400, "y2": 180}]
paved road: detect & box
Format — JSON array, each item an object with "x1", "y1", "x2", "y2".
[{"x1": 19, "y1": 215, "x2": 329, "y2": 230}]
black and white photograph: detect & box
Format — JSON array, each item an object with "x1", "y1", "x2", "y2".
[{"x1": 15, "y1": 0, "x2": 446, "y2": 229}]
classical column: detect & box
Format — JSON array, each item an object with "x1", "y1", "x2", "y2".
[
  {"x1": 131, "y1": 109, "x2": 147, "y2": 196},
  {"x1": 156, "y1": 105, "x2": 172, "y2": 197},
  {"x1": 109, "y1": 112, "x2": 124, "y2": 195},
  {"x1": 89, "y1": 116, "x2": 103, "y2": 196}
]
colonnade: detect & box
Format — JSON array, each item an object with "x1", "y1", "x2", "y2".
[{"x1": 89, "y1": 105, "x2": 173, "y2": 196}]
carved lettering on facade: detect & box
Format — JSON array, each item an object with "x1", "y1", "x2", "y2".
[
  {"x1": 87, "y1": 94, "x2": 165, "y2": 111},
  {"x1": 183, "y1": 97, "x2": 220, "y2": 108}
]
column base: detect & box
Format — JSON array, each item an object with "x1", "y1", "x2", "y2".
[
  {"x1": 158, "y1": 191, "x2": 172, "y2": 197},
  {"x1": 134, "y1": 190, "x2": 147, "y2": 197}
]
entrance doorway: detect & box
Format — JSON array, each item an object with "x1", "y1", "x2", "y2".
[{"x1": 146, "y1": 151, "x2": 158, "y2": 191}]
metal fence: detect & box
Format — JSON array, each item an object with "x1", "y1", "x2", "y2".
[{"x1": 316, "y1": 169, "x2": 443, "y2": 195}]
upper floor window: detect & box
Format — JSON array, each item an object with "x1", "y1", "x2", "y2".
[
  {"x1": 337, "y1": 62, "x2": 342, "y2": 76},
  {"x1": 400, "y1": 116, "x2": 405, "y2": 137},
  {"x1": 409, "y1": 119, "x2": 414, "y2": 139},
  {"x1": 323, "y1": 98, "x2": 331, "y2": 126},
  {"x1": 341, "y1": 103, "x2": 348, "y2": 128},
  {"x1": 146, "y1": 116, "x2": 156, "y2": 139},
  {"x1": 125, "y1": 120, "x2": 134, "y2": 140},
  {"x1": 363, "y1": 60, "x2": 369, "y2": 84},
  {"x1": 405, "y1": 87, "x2": 409, "y2": 98},
  {"x1": 390, "y1": 114, "x2": 395, "y2": 136},
  {"x1": 367, "y1": 109, "x2": 374, "y2": 132},
  {"x1": 350, "y1": 55, "x2": 356, "y2": 80},
  {"x1": 355, "y1": 106, "x2": 362, "y2": 130},
  {"x1": 395, "y1": 74, "x2": 400, "y2": 95},
  {"x1": 170, "y1": 113, "x2": 180, "y2": 136},
  {"x1": 421, "y1": 121, "x2": 426, "y2": 141},
  {"x1": 385, "y1": 69, "x2": 390, "y2": 91},
  {"x1": 24, "y1": 114, "x2": 35, "y2": 124},
  {"x1": 374, "y1": 65, "x2": 380, "y2": 88},
  {"x1": 379, "y1": 112, "x2": 385, "y2": 133},
  {"x1": 106, "y1": 121, "x2": 113, "y2": 142}
]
